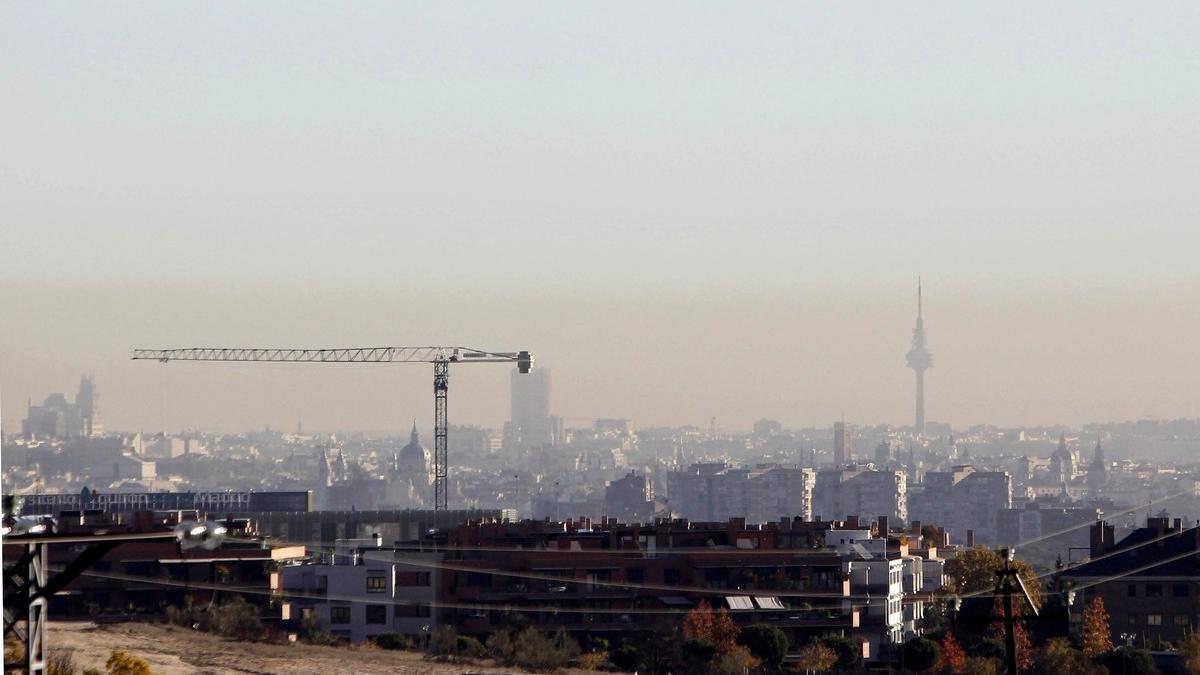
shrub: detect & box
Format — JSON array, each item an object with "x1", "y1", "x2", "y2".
[
  {"x1": 711, "y1": 645, "x2": 760, "y2": 675},
  {"x1": 577, "y1": 651, "x2": 609, "y2": 671},
  {"x1": 1034, "y1": 638, "x2": 1107, "y2": 675},
  {"x1": 298, "y1": 613, "x2": 337, "y2": 646},
  {"x1": 488, "y1": 626, "x2": 582, "y2": 671},
  {"x1": 486, "y1": 630, "x2": 516, "y2": 664},
  {"x1": 455, "y1": 635, "x2": 486, "y2": 658},
  {"x1": 48, "y1": 649, "x2": 79, "y2": 675},
  {"x1": 902, "y1": 636, "x2": 940, "y2": 672},
  {"x1": 105, "y1": 650, "x2": 152, "y2": 675},
  {"x1": 510, "y1": 626, "x2": 561, "y2": 671},
  {"x1": 795, "y1": 642, "x2": 838, "y2": 672},
  {"x1": 6, "y1": 637, "x2": 26, "y2": 664},
  {"x1": 211, "y1": 598, "x2": 264, "y2": 641},
  {"x1": 429, "y1": 626, "x2": 460, "y2": 659},
  {"x1": 1102, "y1": 648, "x2": 1160, "y2": 675},
  {"x1": 372, "y1": 633, "x2": 413, "y2": 651},
  {"x1": 608, "y1": 644, "x2": 641, "y2": 672},
  {"x1": 965, "y1": 656, "x2": 1004, "y2": 675},
  {"x1": 164, "y1": 600, "x2": 205, "y2": 629}
]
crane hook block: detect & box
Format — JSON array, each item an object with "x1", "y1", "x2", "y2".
[{"x1": 517, "y1": 350, "x2": 533, "y2": 374}]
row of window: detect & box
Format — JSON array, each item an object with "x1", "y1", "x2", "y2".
[
  {"x1": 1128, "y1": 583, "x2": 1190, "y2": 597},
  {"x1": 329, "y1": 603, "x2": 432, "y2": 624},
  {"x1": 1128, "y1": 613, "x2": 1192, "y2": 627},
  {"x1": 366, "y1": 572, "x2": 431, "y2": 593}
]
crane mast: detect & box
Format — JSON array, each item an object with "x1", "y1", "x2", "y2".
[{"x1": 132, "y1": 346, "x2": 532, "y2": 510}]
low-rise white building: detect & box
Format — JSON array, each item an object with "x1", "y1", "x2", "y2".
[{"x1": 282, "y1": 539, "x2": 442, "y2": 643}]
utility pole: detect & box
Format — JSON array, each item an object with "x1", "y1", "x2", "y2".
[{"x1": 994, "y1": 547, "x2": 1038, "y2": 675}]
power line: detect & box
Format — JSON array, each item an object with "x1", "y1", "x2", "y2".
[{"x1": 55, "y1": 566, "x2": 840, "y2": 617}]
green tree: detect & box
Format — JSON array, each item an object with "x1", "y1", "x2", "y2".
[
  {"x1": 737, "y1": 624, "x2": 788, "y2": 669},
  {"x1": 903, "y1": 636, "x2": 940, "y2": 672},
  {"x1": 818, "y1": 634, "x2": 863, "y2": 670},
  {"x1": 680, "y1": 638, "x2": 717, "y2": 674},
  {"x1": 608, "y1": 643, "x2": 642, "y2": 672},
  {"x1": 945, "y1": 547, "x2": 1042, "y2": 607}
]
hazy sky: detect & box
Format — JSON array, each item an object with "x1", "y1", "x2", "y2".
[{"x1": 2, "y1": 3, "x2": 1198, "y2": 433}]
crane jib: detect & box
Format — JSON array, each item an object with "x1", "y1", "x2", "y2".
[{"x1": 131, "y1": 346, "x2": 533, "y2": 510}]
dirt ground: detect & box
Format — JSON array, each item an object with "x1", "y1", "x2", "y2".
[{"x1": 46, "y1": 621, "x2": 606, "y2": 675}]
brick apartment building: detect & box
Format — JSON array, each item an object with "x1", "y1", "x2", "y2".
[{"x1": 1062, "y1": 517, "x2": 1200, "y2": 647}]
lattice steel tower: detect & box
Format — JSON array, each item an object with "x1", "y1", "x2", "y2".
[{"x1": 905, "y1": 279, "x2": 933, "y2": 434}]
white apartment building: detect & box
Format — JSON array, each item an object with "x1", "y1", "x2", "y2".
[{"x1": 282, "y1": 541, "x2": 442, "y2": 643}]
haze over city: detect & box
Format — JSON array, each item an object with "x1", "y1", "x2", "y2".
[
  {"x1": 3, "y1": 2, "x2": 1199, "y2": 434},
  {"x1": 5, "y1": 4, "x2": 1200, "y2": 674}
]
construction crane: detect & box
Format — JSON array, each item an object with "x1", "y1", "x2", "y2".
[{"x1": 132, "y1": 347, "x2": 533, "y2": 510}]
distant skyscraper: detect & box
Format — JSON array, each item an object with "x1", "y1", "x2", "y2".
[
  {"x1": 905, "y1": 279, "x2": 933, "y2": 434},
  {"x1": 833, "y1": 421, "x2": 852, "y2": 466},
  {"x1": 77, "y1": 375, "x2": 103, "y2": 437},
  {"x1": 509, "y1": 367, "x2": 552, "y2": 448}
]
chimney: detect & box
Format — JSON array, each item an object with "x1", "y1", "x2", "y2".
[
  {"x1": 1090, "y1": 521, "x2": 1114, "y2": 558},
  {"x1": 877, "y1": 516, "x2": 889, "y2": 537},
  {"x1": 847, "y1": 515, "x2": 860, "y2": 529},
  {"x1": 911, "y1": 520, "x2": 922, "y2": 536},
  {"x1": 966, "y1": 529, "x2": 975, "y2": 548}
]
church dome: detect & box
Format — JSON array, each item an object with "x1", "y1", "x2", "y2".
[{"x1": 398, "y1": 421, "x2": 432, "y2": 480}]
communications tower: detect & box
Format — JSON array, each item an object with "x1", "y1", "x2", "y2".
[{"x1": 905, "y1": 279, "x2": 933, "y2": 434}]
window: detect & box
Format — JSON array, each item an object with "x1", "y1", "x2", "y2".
[
  {"x1": 395, "y1": 604, "x2": 431, "y2": 618},
  {"x1": 330, "y1": 606, "x2": 351, "y2": 624},
  {"x1": 664, "y1": 569, "x2": 682, "y2": 585},
  {"x1": 397, "y1": 572, "x2": 431, "y2": 587},
  {"x1": 366, "y1": 576, "x2": 387, "y2": 593},
  {"x1": 1127, "y1": 584, "x2": 1137, "y2": 597},
  {"x1": 1128, "y1": 614, "x2": 1138, "y2": 625},
  {"x1": 1147, "y1": 614, "x2": 1162, "y2": 626},
  {"x1": 1146, "y1": 584, "x2": 1162, "y2": 598},
  {"x1": 627, "y1": 568, "x2": 644, "y2": 584},
  {"x1": 365, "y1": 605, "x2": 387, "y2": 624},
  {"x1": 1174, "y1": 615, "x2": 1190, "y2": 626},
  {"x1": 1174, "y1": 584, "x2": 1189, "y2": 598}
]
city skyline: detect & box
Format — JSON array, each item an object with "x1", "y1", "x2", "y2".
[
  {"x1": 6, "y1": 279, "x2": 1200, "y2": 434},
  {"x1": 3, "y1": 3, "x2": 1199, "y2": 436},
  {"x1": 3, "y1": 4, "x2": 1199, "y2": 671}
]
